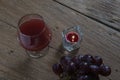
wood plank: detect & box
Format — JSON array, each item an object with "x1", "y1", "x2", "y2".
[
  {"x1": 55, "y1": 0, "x2": 120, "y2": 31},
  {"x1": 0, "y1": 0, "x2": 119, "y2": 80}
]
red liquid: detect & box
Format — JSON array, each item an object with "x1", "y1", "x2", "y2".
[
  {"x1": 18, "y1": 19, "x2": 51, "y2": 51},
  {"x1": 66, "y1": 32, "x2": 79, "y2": 43}
]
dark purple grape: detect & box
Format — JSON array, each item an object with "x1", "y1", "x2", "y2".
[
  {"x1": 90, "y1": 65, "x2": 100, "y2": 74},
  {"x1": 82, "y1": 54, "x2": 94, "y2": 64},
  {"x1": 72, "y1": 56, "x2": 81, "y2": 68},
  {"x1": 60, "y1": 56, "x2": 71, "y2": 67},
  {"x1": 100, "y1": 64, "x2": 111, "y2": 76},
  {"x1": 79, "y1": 62, "x2": 90, "y2": 74},
  {"x1": 93, "y1": 56, "x2": 103, "y2": 66},
  {"x1": 78, "y1": 70, "x2": 87, "y2": 75},
  {"x1": 78, "y1": 55, "x2": 84, "y2": 61},
  {"x1": 79, "y1": 62, "x2": 89, "y2": 70},
  {"x1": 66, "y1": 62, "x2": 76, "y2": 74},
  {"x1": 77, "y1": 74, "x2": 100, "y2": 80},
  {"x1": 88, "y1": 74, "x2": 100, "y2": 80},
  {"x1": 70, "y1": 75, "x2": 77, "y2": 80},
  {"x1": 52, "y1": 63, "x2": 63, "y2": 76},
  {"x1": 72, "y1": 56, "x2": 79, "y2": 64},
  {"x1": 77, "y1": 75, "x2": 89, "y2": 80}
]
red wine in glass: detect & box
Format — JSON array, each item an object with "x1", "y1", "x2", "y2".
[{"x1": 18, "y1": 14, "x2": 52, "y2": 58}]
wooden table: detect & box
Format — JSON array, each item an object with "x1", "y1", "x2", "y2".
[{"x1": 0, "y1": 0, "x2": 119, "y2": 80}]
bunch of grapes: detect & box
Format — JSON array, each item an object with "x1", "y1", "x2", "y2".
[{"x1": 52, "y1": 54, "x2": 111, "y2": 80}]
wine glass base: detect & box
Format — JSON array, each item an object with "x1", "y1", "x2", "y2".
[{"x1": 25, "y1": 46, "x2": 49, "y2": 58}]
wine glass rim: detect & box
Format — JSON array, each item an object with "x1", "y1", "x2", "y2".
[{"x1": 18, "y1": 13, "x2": 43, "y2": 26}]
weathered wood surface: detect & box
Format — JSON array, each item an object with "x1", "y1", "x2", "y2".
[
  {"x1": 55, "y1": 0, "x2": 120, "y2": 31},
  {"x1": 0, "y1": 0, "x2": 119, "y2": 80}
]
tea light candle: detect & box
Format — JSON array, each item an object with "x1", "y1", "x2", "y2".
[{"x1": 66, "y1": 32, "x2": 79, "y2": 43}]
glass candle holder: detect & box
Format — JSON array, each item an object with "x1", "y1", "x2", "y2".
[{"x1": 62, "y1": 26, "x2": 83, "y2": 52}]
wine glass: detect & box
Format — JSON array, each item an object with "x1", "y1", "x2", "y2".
[{"x1": 17, "y1": 14, "x2": 52, "y2": 58}]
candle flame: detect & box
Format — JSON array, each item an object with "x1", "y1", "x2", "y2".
[{"x1": 72, "y1": 35, "x2": 75, "y2": 42}]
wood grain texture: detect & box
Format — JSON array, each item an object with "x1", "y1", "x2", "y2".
[
  {"x1": 55, "y1": 0, "x2": 120, "y2": 31},
  {"x1": 0, "y1": 0, "x2": 119, "y2": 80}
]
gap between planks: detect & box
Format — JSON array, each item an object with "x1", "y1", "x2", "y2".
[{"x1": 0, "y1": 19, "x2": 16, "y2": 29}]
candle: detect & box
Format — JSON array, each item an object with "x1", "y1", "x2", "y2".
[{"x1": 66, "y1": 32, "x2": 79, "y2": 43}]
